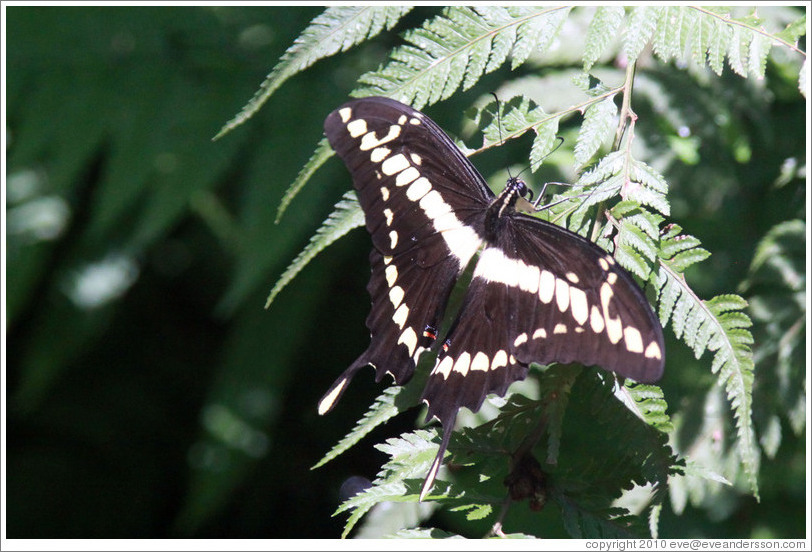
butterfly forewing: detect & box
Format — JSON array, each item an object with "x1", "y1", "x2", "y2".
[{"x1": 319, "y1": 97, "x2": 493, "y2": 414}]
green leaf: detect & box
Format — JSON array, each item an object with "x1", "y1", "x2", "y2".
[
  {"x1": 450, "y1": 502, "x2": 493, "y2": 521},
  {"x1": 355, "y1": 6, "x2": 571, "y2": 107},
  {"x1": 624, "y1": 6, "x2": 661, "y2": 63},
  {"x1": 274, "y1": 137, "x2": 334, "y2": 222},
  {"x1": 655, "y1": 263, "x2": 759, "y2": 499},
  {"x1": 266, "y1": 191, "x2": 364, "y2": 309},
  {"x1": 583, "y1": 6, "x2": 626, "y2": 72},
  {"x1": 574, "y1": 96, "x2": 617, "y2": 166},
  {"x1": 214, "y1": 6, "x2": 412, "y2": 139},
  {"x1": 336, "y1": 429, "x2": 445, "y2": 537},
  {"x1": 312, "y1": 384, "x2": 419, "y2": 469}
]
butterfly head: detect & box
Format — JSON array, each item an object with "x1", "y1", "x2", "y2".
[
  {"x1": 508, "y1": 176, "x2": 534, "y2": 201},
  {"x1": 502, "y1": 176, "x2": 536, "y2": 215}
]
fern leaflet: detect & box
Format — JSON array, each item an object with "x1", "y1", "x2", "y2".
[
  {"x1": 215, "y1": 6, "x2": 412, "y2": 139},
  {"x1": 266, "y1": 190, "x2": 363, "y2": 309},
  {"x1": 354, "y1": 6, "x2": 572, "y2": 108},
  {"x1": 656, "y1": 226, "x2": 759, "y2": 499}
]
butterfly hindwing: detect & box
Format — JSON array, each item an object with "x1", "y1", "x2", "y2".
[
  {"x1": 418, "y1": 212, "x2": 664, "y2": 499},
  {"x1": 424, "y1": 213, "x2": 664, "y2": 422}
]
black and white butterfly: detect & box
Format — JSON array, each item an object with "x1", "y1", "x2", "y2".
[{"x1": 318, "y1": 96, "x2": 665, "y2": 500}]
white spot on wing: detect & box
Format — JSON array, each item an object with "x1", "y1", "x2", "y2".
[
  {"x1": 519, "y1": 264, "x2": 540, "y2": 294},
  {"x1": 645, "y1": 341, "x2": 663, "y2": 360},
  {"x1": 370, "y1": 146, "x2": 390, "y2": 163},
  {"x1": 419, "y1": 190, "x2": 449, "y2": 217},
  {"x1": 406, "y1": 177, "x2": 432, "y2": 201},
  {"x1": 389, "y1": 230, "x2": 399, "y2": 249},
  {"x1": 396, "y1": 167, "x2": 420, "y2": 186},
  {"x1": 601, "y1": 282, "x2": 623, "y2": 344},
  {"x1": 398, "y1": 327, "x2": 418, "y2": 356},
  {"x1": 410, "y1": 153, "x2": 423, "y2": 165},
  {"x1": 381, "y1": 153, "x2": 409, "y2": 176},
  {"x1": 491, "y1": 350, "x2": 508, "y2": 370},
  {"x1": 473, "y1": 248, "x2": 519, "y2": 286},
  {"x1": 454, "y1": 352, "x2": 471, "y2": 376},
  {"x1": 389, "y1": 285, "x2": 404, "y2": 308},
  {"x1": 569, "y1": 287, "x2": 589, "y2": 325},
  {"x1": 410, "y1": 189, "x2": 482, "y2": 267},
  {"x1": 434, "y1": 356, "x2": 454, "y2": 378},
  {"x1": 539, "y1": 270, "x2": 555, "y2": 303},
  {"x1": 624, "y1": 326, "x2": 644, "y2": 353},
  {"x1": 513, "y1": 333, "x2": 528, "y2": 347},
  {"x1": 532, "y1": 328, "x2": 547, "y2": 339},
  {"x1": 384, "y1": 208, "x2": 394, "y2": 226},
  {"x1": 471, "y1": 352, "x2": 489, "y2": 372},
  {"x1": 393, "y1": 303, "x2": 409, "y2": 329},
  {"x1": 442, "y1": 226, "x2": 481, "y2": 268},
  {"x1": 566, "y1": 272, "x2": 580, "y2": 284},
  {"x1": 554, "y1": 323, "x2": 568, "y2": 334},
  {"x1": 360, "y1": 125, "x2": 402, "y2": 151},
  {"x1": 555, "y1": 278, "x2": 570, "y2": 313},
  {"x1": 338, "y1": 107, "x2": 352, "y2": 123},
  {"x1": 590, "y1": 305, "x2": 605, "y2": 333},
  {"x1": 380, "y1": 187, "x2": 390, "y2": 201},
  {"x1": 347, "y1": 118, "x2": 367, "y2": 138},
  {"x1": 472, "y1": 248, "x2": 542, "y2": 295},
  {"x1": 385, "y1": 265, "x2": 398, "y2": 287}
]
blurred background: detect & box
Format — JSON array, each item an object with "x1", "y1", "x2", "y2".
[{"x1": 4, "y1": 5, "x2": 807, "y2": 539}]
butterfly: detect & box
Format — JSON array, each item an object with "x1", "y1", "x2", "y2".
[{"x1": 317, "y1": 96, "x2": 664, "y2": 500}]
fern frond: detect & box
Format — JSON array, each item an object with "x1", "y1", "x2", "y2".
[
  {"x1": 741, "y1": 220, "x2": 806, "y2": 450},
  {"x1": 656, "y1": 245, "x2": 759, "y2": 499},
  {"x1": 624, "y1": 6, "x2": 662, "y2": 63},
  {"x1": 214, "y1": 6, "x2": 412, "y2": 139},
  {"x1": 583, "y1": 6, "x2": 626, "y2": 72},
  {"x1": 569, "y1": 153, "x2": 671, "y2": 229},
  {"x1": 266, "y1": 190, "x2": 364, "y2": 309},
  {"x1": 558, "y1": 499, "x2": 641, "y2": 539},
  {"x1": 511, "y1": 6, "x2": 570, "y2": 69},
  {"x1": 574, "y1": 97, "x2": 617, "y2": 166},
  {"x1": 275, "y1": 137, "x2": 335, "y2": 222},
  {"x1": 470, "y1": 96, "x2": 561, "y2": 171},
  {"x1": 354, "y1": 6, "x2": 572, "y2": 108},
  {"x1": 622, "y1": 6, "x2": 803, "y2": 82},
  {"x1": 450, "y1": 502, "x2": 493, "y2": 521},
  {"x1": 312, "y1": 384, "x2": 419, "y2": 469},
  {"x1": 615, "y1": 381, "x2": 674, "y2": 433},
  {"x1": 336, "y1": 429, "x2": 445, "y2": 537},
  {"x1": 614, "y1": 220, "x2": 658, "y2": 280}
]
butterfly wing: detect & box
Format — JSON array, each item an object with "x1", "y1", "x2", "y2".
[
  {"x1": 419, "y1": 212, "x2": 664, "y2": 499},
  {"x1": 319, "y1": 97, "x2": 493, "y2": 415}
]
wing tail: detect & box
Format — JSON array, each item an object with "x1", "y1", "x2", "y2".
[{"x1": 419, "y1": 410, "x2": 457, "y2": 501}]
